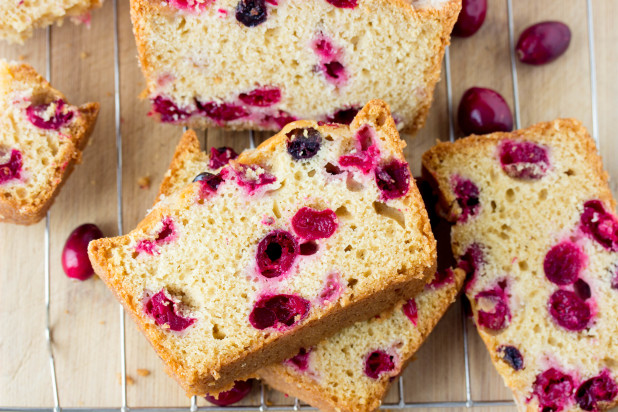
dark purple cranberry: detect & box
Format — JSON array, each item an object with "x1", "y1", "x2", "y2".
[
  {"x1": 453, "y1": 0, "x2": 487, "y2": 37},
  {"x1": 458, "y1": 243, "x2": 484, "y2": 290},
  {"x1": 62, "y1": 223, "x2": 104, "y2": 281},
  {"x1": 205, "y1": 380, "x2": 253, "y2": 406},
  {"x1": 532, "y1": 368, "x2": 575, "y2": 412},
  {"x1": 543, "y1": 241, "x2": 585, "y2": 286},
  {"x1": 580, "y1": 200, "x2": 618, "y2": 251},
  {"x1": 0, "y1": 149, "x2": 22, "y2": 184},
  {"x1": 402, "y1": 298, "x2": 418, "y2": 325},
  {"x1": 249, "y1": 294, "x2": 310, "y2": 330},
  {"x1": 548, "y1": 289, "x2": 591, "y2": 331},
  {"x1": 144, "y1": 289, "x2": 196, "y2": 332},
  {"x1": 299, "y1": 241, "x2": 318, "y2": 256},
  {"x1": 286, "y1": 348, "x2": 311, "y2": 371},
  {"x1": 474, "y1": 285, "x2": 510, "y2": 330},
  {"x1": 197, "y1": 101, "x2": 247, "y2": 123},
  {"x1": 326, "y1": 106, "x2": 360, "y2": 125},
  {"x1": 452, "y1": 176, "x2": 480, "y2": 222},
  {"x1": 364, "y1": 350, "x2": 395, "y2": 379},
  {"x1": 239, "y1": 86, "x2": 281, "y2": 107},
  {"x1": 136, "y1": 218, "x2": 176, "y2": 255},
  {"x1": 575, "y1": 372, "x2": 618, "y2": 411},
  {"x1": 26, "y1": 99, "x2": 74, "y2": 130},
  {"x1": 427, "y1": 268, "x2": 455, "y2": 289},
  {"x1": 235, "y1": 0, "x2": 267, "y2": 27},
  {"x1": 498, "y1": 345, "x2": 524, "y2": 371},
  {"x1": 209, "y1": 147, "x2": 238, "y2": 169},
  {"x1": 286, "y1": 128, "x2": 322, "y2": 160},
  {"x1": 498, "y1": 140, "x2": 550, "y2": 179},
  {"x1": 573, "y1": 279, "x2": 592, "y2": 301},
  {"x1": 256, "y1": 230, "x2": 299, "y2": 278},
  {"x1": 375, "y1": 160, "x2": 411, "y2": 200},
  {"x1": 151, "y1": 96, "x2": 192, "y2": 123},
  {"x1": 325, "y1": 0, "x2": 357, "y2": 7},
  {"x1": 516, "y1": 21, "x2": 571, "y2": 65},
  {"x1": 193, "y1": 172, "x2": 223, "y2": 194},
  {"x1": 291, "y1": 207, "x2": 338, "y2": 240},
  {"x1": 458, "y1": 87, "x2": 513, "y2": 135}
]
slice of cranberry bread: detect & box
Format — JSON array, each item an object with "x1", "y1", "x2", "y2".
[
  {"x1": 422, "y1": 119, "x2": 618, "y2": 412},
  {"x1": 0, "y1": 60, "x2": 99, "y2": 225},
  {"x1": 0, "y1": 0, "x2": 103, "y2": 44},
  {"x1": 130, "y1": 0, "x2": 460, "y2": 134},
  {"x1": 88, "y1": 100, "x2": 436, "y2": 395},
  {"x1": 156, "y1": 120, "x2": 463, "y2": 412}
]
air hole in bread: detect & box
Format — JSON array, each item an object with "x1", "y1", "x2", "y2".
[
  {"x1": 373, "y1": 201, "x2": 406, "y2": 229},
  {"x1": 506, "y1": 188, "x2": 515, "y2": 202},
  {"x1": 346, "y1": 175, "x2": 363, "y2": 192},
  {"x1": 490, "y1": 200, "x2": 497, "y2": 212},
  {"x1": 212, "y1": 324, "x2": 226, "y2": 340},
  {"x1": 347, "y1": 278, "x2": 357, "y2": 288},
  {"x1": 356, "y1": 250, "x2": 365, "y2": 260},
  {"x1": 307, "y1": 169, "x2": 316, "y2": 177},
  {"x1": 565, "y1": 169, "x2": 575, "y2": 176},
  {"x1": 335, "y1": 205, "x2": 352, "y2": 220},
  {"x1": 518, "y1": 261, "x2": 529, "y2": 271},
  {"x1": 376, "y1": 113, "x2": 387, "y2": 127},
  {"x1": 324, "y1": 135, "x2": 334, "y2": 142},
  {"x1": 539, "y1": 189, "x2": 548, "y2": 200},
  {"x1": 272, "y1": 201, "x2": 281, "y2": 219},
  {"x1": 344, "y1": 245, "x2": 352, "y2": 252},
  {"x1": 325, "y1": 162, "x2": 342, "y2": 175}
]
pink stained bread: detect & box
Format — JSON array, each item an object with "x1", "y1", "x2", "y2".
[
  {"x1": 88, "y1": 100, "x2": 437, "y2": 395},
  {"x1": 422, "y1": 119, "x2": 618, "y2": 412},
  {"x1": 0, "y1": 60, "x2": 99, "y2": 225},
  {"x1": 130, "y1": 0, "x2": 460, "y2": 133}
]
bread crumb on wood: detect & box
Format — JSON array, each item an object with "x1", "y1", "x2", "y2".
[
  {"x1": 116, "y1": 374, "x2": 135, "y2": 385},
  {"x1": 80, "y1": 52, "x2": 89, "y2": 60},
  {"x1": 138, "y1": 176, "x2": 151, "y2": 190},
  {"x1": 137, "y1": 368, "x2": 151, "y2": 377}
]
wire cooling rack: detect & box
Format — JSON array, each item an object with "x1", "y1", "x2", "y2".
[{"x1": 3, "y1": 0, "x2": 601, "y2": 410}]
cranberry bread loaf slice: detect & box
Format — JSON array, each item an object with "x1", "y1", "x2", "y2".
[
  {"x1": 156, "y1": 120, "x2": 463, "y2": 412},
  {"x1": 0, "y1": 60, "x2": 99, "y2": 225},
  {"x1": 0, "y1": 0, "x2": 103, "y2": 44},
  {"x1": 130, "y1": 0, "x2": 460, "y2": 134},
  {"x1": 88, "y1": 100, "x2": 437, "y2": 395},
  {"x1": 422, "y1": 119, "x2": 618, "y2": 412}
]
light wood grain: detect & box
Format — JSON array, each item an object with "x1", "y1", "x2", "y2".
[{"x1": 1, "y1": 0, "x2": 616, "y2": 410}]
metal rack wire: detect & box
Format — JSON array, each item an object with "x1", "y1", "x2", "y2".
[{"x1": 12, "y1": 0, "x2": 600, "y2": 410}]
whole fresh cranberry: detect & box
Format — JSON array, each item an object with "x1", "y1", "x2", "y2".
[
  {"x1": 543, "y1": 241, "x2": 586, "y2": 286},
  {"x1": 453, "y1": 0, "x2": 487, "y2": 37},
  {"x1": 532, "y1": 368, "x2": 575, "y2": 412},
  {"x1": 26, "y1": 99, "x2": 74, "y2": 130},
  {"x1": 256, "y1": 231, "x2": 299, "y2": 278},
  {"x1": 548, "y1": 289, "x2": 591, "y2": 331},
  {"x1": 375, "y1": 160, "x2": 411, "y2": 200},
  {"x1": 144, "y1": 289, "x2": 196, "y2": 331},
  {"x1": 516, "y1": 21, "x2": 571, "y2": 65},
  {"x1": 62, "y1": 224, "x2": 104, "y2": 281},
  {"x1": 235, "y1": 0, "x2": 267, "y2": 27},
  {"x1": 364, "y1": 350, "x2": 395, "y2": 379},
  {"x1": 209, "y1": 147, "x2": 238, "y2": 169},
  {"x1": 575, "y1": 371, "x2": 618, "y2": 411},
  {"x1": 205, "y1": 380, "x2": 254, "y2": 406},
  {"x1": 498, "y1": 140, "x2": 550, "y2": 179},
  {"x1": 458, "y1": 87, "x2": 513, "y2": 135},
  {"x1": 292, "y1": 207, "x2": 338, "y2": 240},
  {"x1": 0, "y1": 149, "x2": 22, "y2": 184},
  {"x1": 249, "y1": 294, "x2": 310, "y2": 330},
  {"x1": 580, "y1": 200, "x2": 618, "y2": 251}
]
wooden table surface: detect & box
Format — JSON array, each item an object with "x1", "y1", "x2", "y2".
[{"x1": 1, "y1": 0, "x2": 617, "y2": 410}]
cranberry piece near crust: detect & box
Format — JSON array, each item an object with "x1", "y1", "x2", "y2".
[
  {"x1": 575, "y1": 372, "x2": 618, "y2": 411},
  {"x1": 285, "y1": 348, "x2": 311, "y2": 371},
  {"x1": 249, "y1": 294, "x2": 310, "y2": 330},
  {"x1": 427, "y1": 268, "x2": 455, "y2": 290},
  {"x1": 453, "y1": 0, "x2": 487, "y2": 37},
  {"x1": 235, "y1": 0, "x2": 267, "y2": 27},
  {"x1": 532, "y1": 368, "x2": 575, "y2": 412},
  {"x1": 194, "y1": 171, "x2": 224, "y2": 196},
  {"x1": 499, "y1": 140, "x2": 550, "y2": 180},
  {"x1": 0, "y1": 149, "x2": 22, "y2": 184},
  {"x1": 364, "y1": 350, "x2": 395, "y2": 379},
  {"x1": 458, "y1": 243, "x2": 484, "y2": 290},
  {"x1": 474, "y1": 286, "x2": 510, "y2": 330},
  {"x1": 136, "y1": 218, "x2": 176, "y2": 255},
  {"x1": 239, "y1": 86, "x2": 281, "y2": 107},
  {"x1": 256, "y1": 230, "x2": 299, "y2": 278},
  {"x1": 548, "y1": 289, "x2": 591, "y2": 331},
  {"x1": 498, "y1": 345, "x2": 524, "y2": 371},
  {"x1": 543, "y1": 241, "x2": 585, "y2": 286},
  {"x1": 458, "y1": 87, "x2": 513, "y2": 135},
  {"x1": 286, "y1": 128, "x2": 322, "y2": 160},
  {"x1": 26, "y1": 99, "x2": 74, "y2": 130},
  {"x1": 151, "y1": 96, "x2": 192, "y2": 123},
  {"x1": 402, "y1": 298, "x2": 418, "y2": 325},
  {"x1": 580, "y1": 200, "x2": 618, "y2": 251},
  {"x1": 327, "y1": 107, "x2": 360, "y2": 125},
  {"x1": 292, "y1": 207, "x2": 338, "y2": 240},
  {"x1": 452, "y1": 176, "x2": 480, "y2": 222},
  {"x1": 62, "y1": 223, "x2": 104, "y2": 281},
  {"x1": 144, "y1": 289, "x2": 196, "y2": 332},
  {"x1": 209, "y1": 147, "x2": 238, "y2": 169},
  {"x1": 325, "y1": 0, "x2": 357, "y2": 8},
  {"x1": 516, "y1": 21, "x2": 571, "y2": 65},
  {"x1": 205, "y1": 380, "x2": 253, "y2": 406},
  {"x1": 197, "y1": 101, "x2": 248, "y2": 123},
  {"x1": 375, "y1": 160, "x2": 411, "y2": 200}
]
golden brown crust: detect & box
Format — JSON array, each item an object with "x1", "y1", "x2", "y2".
[
  {"x1": 0, "y1": 62, "x2": 100, "y2": 225},
  {"x1": 89, "y1": 100, "x2": 437, "y2": 395}
]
